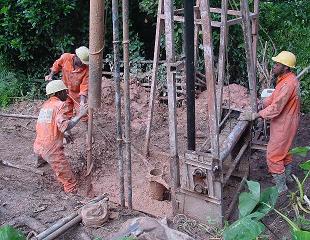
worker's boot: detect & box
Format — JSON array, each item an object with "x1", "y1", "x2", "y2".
[
  {"x1": 285, "y1": 164, "x2": 294, "y2": 183},
  {"x1": 34, "y1": 154, "x2": 47, "y2": 168},
  {"x1": 272, "y1": 173, "x2": 288, "y2": 194}
]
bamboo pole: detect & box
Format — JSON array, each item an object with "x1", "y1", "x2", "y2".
[
  {"x1": 144, "y1": 0, "x2": 164, "y2": 157},
  {"x1": 216, "y1": 0, "x2": 228, "y2": 124},
  {"x1": 241, "y1": 0, "x2": 258, "y2": 112},
  {"x1": 0, "y1": 113, "x2": 37, "y2": 119},
  {"x1": 87, "y1": 0, "x2": 105, "y2": 175},
  {"x1": 112, "y1": 0, "x2": 125, "y2": 208},
  {"x1": 35, "y1": 194, "x2": 108, "y2": 240},
  {"x1": 122, "y1": 0, "x2": 133, "y2": 210},
  {"x1": 252, "y1": 0, "x2": 259, "y2": 74},
  {"x1": 164, "y1": 0, "x2": 180, "y2": 215},
  {"x1": 200, "y1": 0, "x2": 220, "y2": 159}
]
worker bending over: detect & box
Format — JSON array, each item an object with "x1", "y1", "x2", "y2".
[
  {"x1": 240, "y1": 51, "x2": 300, "y2": 194},
  {"x1": 45, "y1": 46, "x2": 89, "y2": 125},
  {"x1": 34, "y1": 80, "x2": 88, "y2": 193}
]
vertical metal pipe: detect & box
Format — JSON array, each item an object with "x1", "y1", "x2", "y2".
[
  {"x1": 241, "y1": 0, "x2": 258, "y2": 112},
  {"x1": 184, "y1": 0, "x2": 196, "y2": 151},
  {"x1": 122, "y1": 0, "x2": 132, "y2": 210},
  {"x1": 144, "y1": 0, "x2": 164, "y2": 157},
  {"x1": 88, "y1": 0, "x2": 104, "y2": 175},
  {"x1": 112, "y1": 0, "x2": 125, "y2": 208}
]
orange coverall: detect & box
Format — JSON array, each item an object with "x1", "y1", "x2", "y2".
[
  {"x1": 259, "y1": 72, "x2": 300, "y2": 174},
  {"x1": 51, "y1": 53, "x2": 89, "y2": 120},
  {"x1": 34, "y1": 96, "x2": 77, "y2": 193}
]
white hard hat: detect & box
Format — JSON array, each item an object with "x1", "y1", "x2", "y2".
[
  {"x1": 75, "y1": 46, "x2": 89, "y2": 65},
  {"x1": 46, "y1": 80, "x2": 68, "y2": 95}
]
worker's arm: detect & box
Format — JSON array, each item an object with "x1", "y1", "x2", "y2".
[
  {"x1": 66, "y1": 103, "x2": 88, "y2": 131},
  {"x1": 45, "y1": 53, "x2": 70, "y2": 81},
  {"x1": 79, "y1": 70, "x2": 89, "y2": 101},
  {"x1": 262, "y1": 94, "x2": 273, "y2": 108},
  {"x1": 56, "y1": 103, "x2": 88, "y2": 132},
  {"x1": 258, "y1": 83, "x2": 293, "y2": 120}
]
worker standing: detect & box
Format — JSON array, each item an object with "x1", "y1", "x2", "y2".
[
  {"x1": 240, "y1": 51, "x2": 300, "y2": 194},
  {"x1": 45, "y1": 46, "x2": 89, "y2": 126},
  {"x1": 34, "y1": 80, "x2": 88, "y2": 193}
]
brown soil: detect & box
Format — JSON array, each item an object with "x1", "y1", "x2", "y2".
[{"x1": 0, "y1": 80, "x2": 309, "y2": 239}]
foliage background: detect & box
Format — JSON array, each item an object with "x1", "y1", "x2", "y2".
[{"x1": 0, "y1": 0, "x2": 309, "y2": 110}]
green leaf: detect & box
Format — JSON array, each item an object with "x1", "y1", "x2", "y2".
[
  {"x1": 290, "y1": 147, "x2": 310, "y2": 157},
  {"x1": 247, "y1": 181, "x2": 261, "y2": 200},
  {"x1": 255, "y1": 186, "x2": 278, "y2": 216},
  {"x1": 223, "y1": 213, "x2": 265, "y2": 240},
  {"x1": 300, "y1": 160, "x2": 310, "y2": 170},
  {"x1": 291, "y1": 229, "x2": 310, "y2": 240},
  {"x1": 238, "y1": 181, "x2": 261, "y2": 218},
  {"x1": 0, "y1": 225, "x2": 26, "y2": 240},
  {"x1": 239, "y1": 192, "x2": 260, "y2": 218}
]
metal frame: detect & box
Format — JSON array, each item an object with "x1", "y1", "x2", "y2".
[{"x1": 144, "y1": 0, "x2": 259, "y2": 226}]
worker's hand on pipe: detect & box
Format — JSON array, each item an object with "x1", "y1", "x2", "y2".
[
  {"x1": 258, "y1": 100, "x2": 264, "y2": 110},
  {"x1": 79, "y1": 103, "x2": 88, "y2": 117},
  {"x1": 239, "y1": 111, "x2": 260, "y2": 121}
]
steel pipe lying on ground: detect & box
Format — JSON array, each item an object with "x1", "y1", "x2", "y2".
[
  {"x1": 34, "y1": 194, "x2": 108, "y2": 240},
  {"x1": 219, "y1": 120, "x2": 249, "y2": 161}
]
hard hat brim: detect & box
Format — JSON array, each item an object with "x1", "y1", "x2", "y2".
[{"x1": 272, "y1": 56, "x2": 295, "y2": 68}]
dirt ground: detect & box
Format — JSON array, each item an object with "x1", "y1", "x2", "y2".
[{"x1": 0, "y1": 80, "x2": 309, "y2": 239}]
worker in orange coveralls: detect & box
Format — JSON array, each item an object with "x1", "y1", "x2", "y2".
[
  {"x1": 239, "y1": 51, "x2": 300, "y2": 194},
  {"x1": 45, "y1": 46, "x2": 89, "y2": 127},
  {"x1": 34, "y1": 80, "x2": 88, "y2": 193}
]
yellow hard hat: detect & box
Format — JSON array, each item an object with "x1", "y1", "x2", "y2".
[
  {"x1": 46, "y1": 80, "x2": 68, "y2": 95},
  {"x1": 75, "y1": 46, "x2": 89, "y2": 65},
  {"x1": 272, "y1": 51, "x2": 296, "y2": 68}
]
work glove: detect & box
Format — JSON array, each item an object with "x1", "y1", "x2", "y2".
[
  {"x1": 239, "y1": 111, "x2": 259, "y2": 121},
  {"x1": 64, "y1": 131, "x2": 74, "y2": 144},
  {"x1": 79, "y1": 103, "x2": 88, "y2": 117}
]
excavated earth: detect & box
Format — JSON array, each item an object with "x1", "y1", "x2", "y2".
[{"x1": 0, "y1": 79, "x2": 309, "y2": 239}]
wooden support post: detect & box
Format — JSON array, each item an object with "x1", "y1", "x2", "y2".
[
  {"x1": 88, "y1": 0, "x2": 104, "y2": 175},
  {"x1": 252, "y1": 0, "x2": 259, "y2": 75},
  {"x1": 164, "y1": 0, "x2": 180, "y2": 215},
  {"x1": 122, "y1": 0, "x2": 132, "y2": 210},
  {"x1": 112, "y1": 0, "x2": 125, "y2": 208},
  {"x1": 216, "y1": 0, "x2": 228, "y2": 124},
  {"x1": 193, "y1": 0, "x2": 201, "y2": 66},
  {"x1": 144, "y1": 0, "x2": 164, "y2": 157},
  {"x1": 200, "y1": 0, "x2": 220, "y2": 159},
  {"x1": 241, "y1": 0, "x2": 258, "y2": 112}
]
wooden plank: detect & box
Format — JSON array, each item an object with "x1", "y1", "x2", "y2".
[
  {"x1": 200, "y1": 0, "x2": 220, "y2": 159},
  {"x1": 216, "y1": 0, "x2": 229, "y2": 124},
  {"x1": 164, "y1": 0, "x2": 180, "y2": 215},
  {"x1": 241, "y1": 0, "x2": 258, "y2": 111},
  {"x1": 252, "y1": 0, "x2": 260, "y2": 75},
  {"x1": 144, "y1": 0, "x2": 164, "y2": 157},
  {"x1": 227, "y1": 13, "x2": 258, "y2": 26}
]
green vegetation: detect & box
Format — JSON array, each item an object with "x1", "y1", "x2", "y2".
[
  {"x1": 0, "y1": 225, "x2": 26, "y2": 240},
  {"x1": 224, "y1": 146, "x2": 310, "y2": 240},
  {"x1": 0, "y1": 0, "x2": 309, "y2": 110}
]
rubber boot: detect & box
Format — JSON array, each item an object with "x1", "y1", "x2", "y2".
[
  {"x1": 272, "y1": 173, "x2": 288, "y2": 194},
  {"x1": 285, "y1": 164, "x2": 294, "y2": 183}
]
